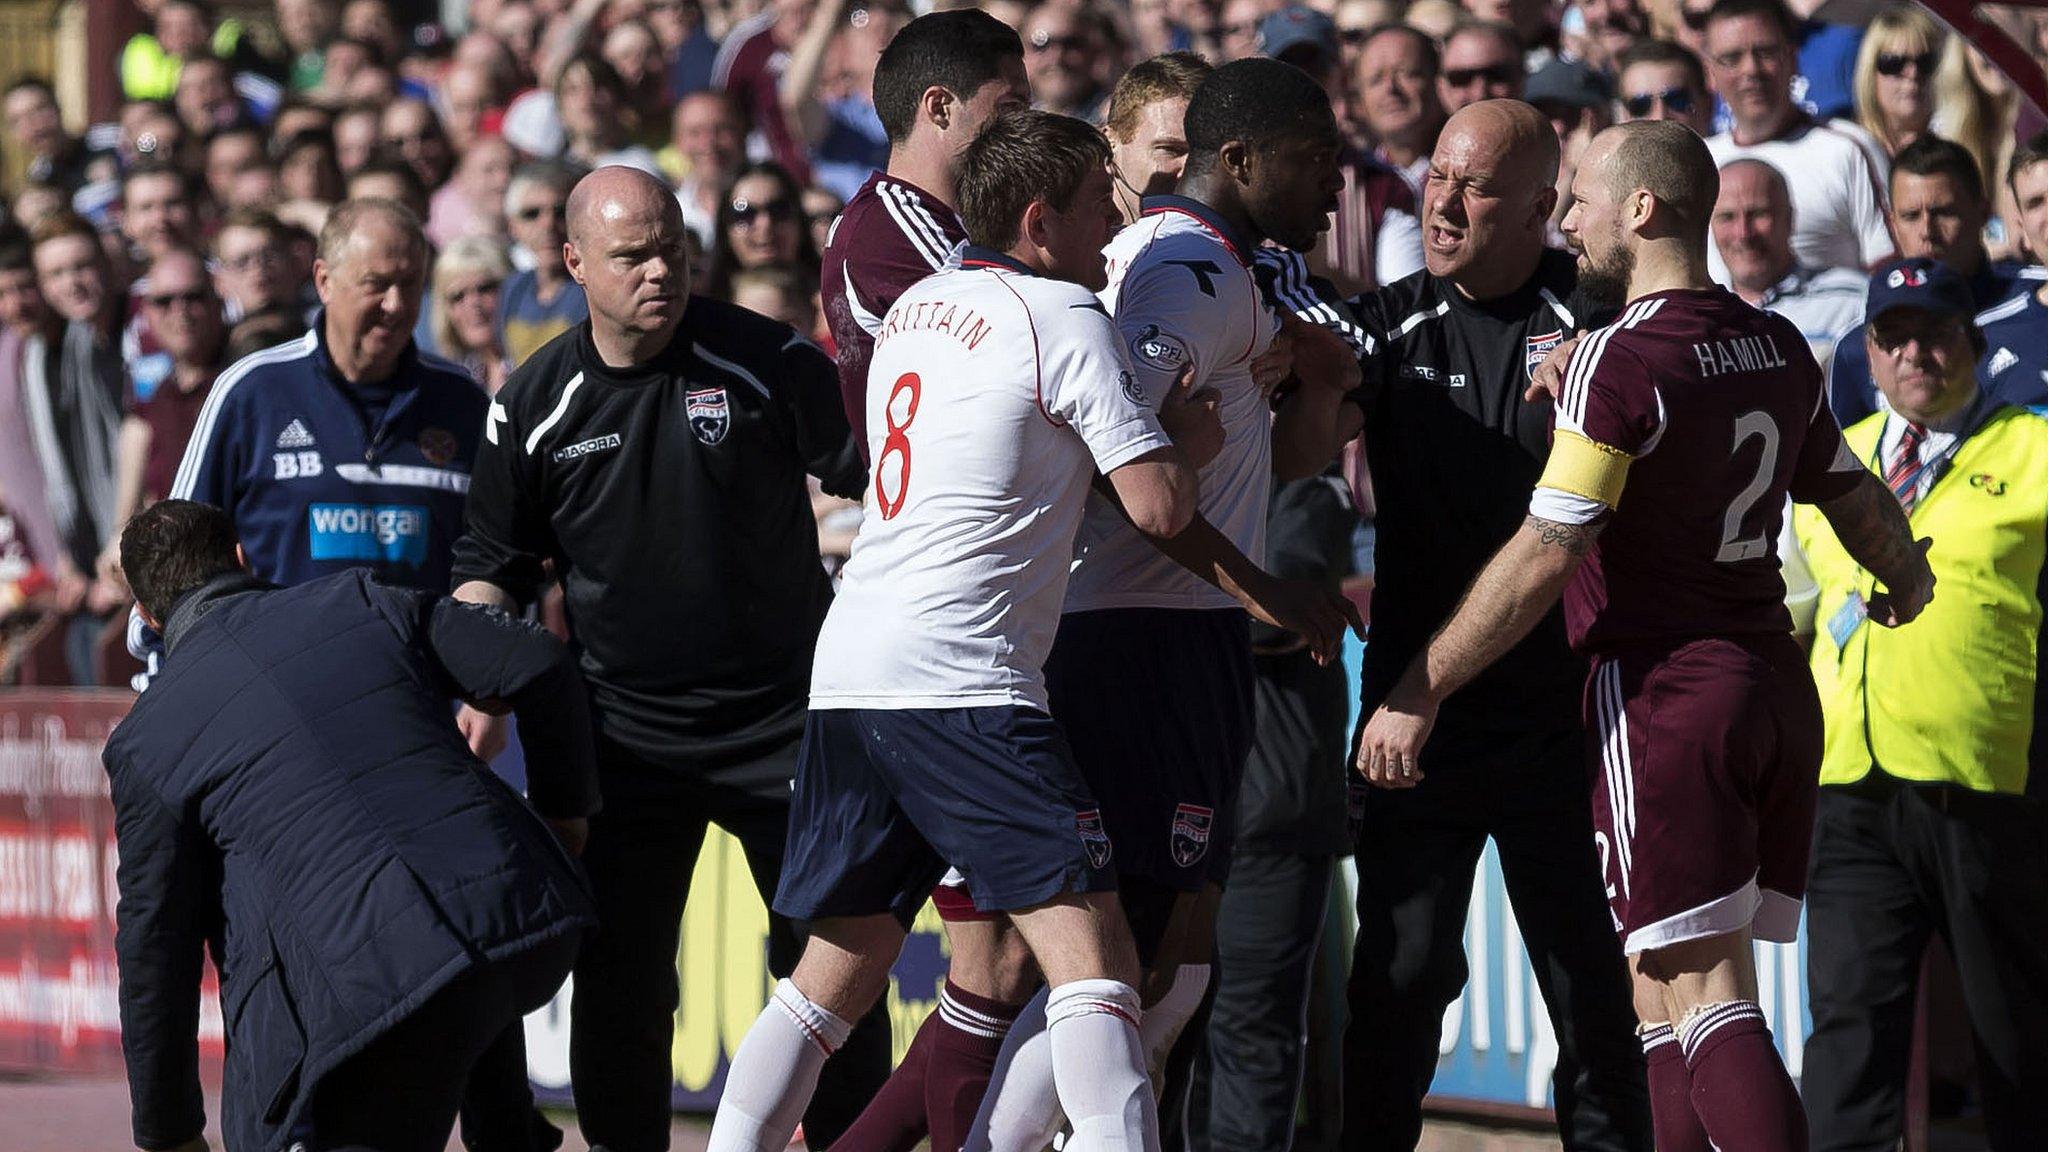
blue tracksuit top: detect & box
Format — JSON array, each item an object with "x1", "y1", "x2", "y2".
[{"x1": 168, "y1": 311, "x2": 487, "y2": 591}]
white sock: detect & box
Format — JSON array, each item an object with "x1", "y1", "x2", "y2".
[
  {"x1": 963, "y1": 986, "x2": 1065, "y2": 1152},
  {"x1": 1137, "y1": 964, "x2": 1210, "y2": 1085},
  {"x1": 705, "y1": 979, "x2": 852, "y2": 1152},
  {"x1": 1045, "y1": 979, "x2": 1159, "y2": 1152}
]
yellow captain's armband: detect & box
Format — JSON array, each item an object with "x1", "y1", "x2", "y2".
[{"x1": 1538, "y1": 430, "x2": 1633, "y2": 508}]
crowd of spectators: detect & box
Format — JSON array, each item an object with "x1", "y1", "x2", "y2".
[{"x1": 0, "y1": 0, "x2": 2045, "y2": 686}]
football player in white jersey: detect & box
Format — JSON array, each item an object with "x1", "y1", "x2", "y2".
[
  {"x1": 708, "y1": 110, "x2": 1353, "y2": 1152},
  {"x1": 967, "y1": 56, "x2": 1366, "y2": 1152}
]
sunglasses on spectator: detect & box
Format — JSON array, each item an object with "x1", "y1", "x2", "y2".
[
  {"x1": 1444, "y1": 64, "x2": 1520, "y2": 87},
  {"x1": 1338, "y1": 27, "x2": 1374, "y2": 45},
  {"x1": 808, "y1": 208, "x2": 840, "y2": 227},
  {"x1": 1623, "y1": 87, "x2": 1696, "y2": 116},
  {"x1": 147, "y1": 289, "x2": 213, "y2": 309},
  {"x1": 449, "y1": 281, "x2": 502, "y2": 304},
  {"x1": 1875, "y1": 50, "x2": 1938, "y2": 77},
  {"x1": 517, "y1": 203, "x2": 568, "y2": 222},
  {"x1": 731, "y1": 197, "x2": 798, "y2": 225},
  {"x1": 1870, "y1": 314, "x2": 1967, "y2": 353},
  {"x1": 1679, "y1": 5, "x2": 1713, "y2": 30}
]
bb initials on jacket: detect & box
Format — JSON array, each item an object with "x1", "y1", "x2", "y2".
[{"x1": 1692, "y1": 333, "x2": 1788, "y2": 378}]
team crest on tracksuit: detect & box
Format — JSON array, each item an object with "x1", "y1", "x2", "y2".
[
  {"x1": 1527, "y1": 330, "x2": 1565, "y2": 380},
  {"x1": 1076, "y1": 809, "x2": 1113, "y2": 869},
  {"x1": 686, "y1": 387, "x2": 730, "y2": 444},
  {"x1": 1170, "y1": 803, "x2": 1214, "y2": 867}
]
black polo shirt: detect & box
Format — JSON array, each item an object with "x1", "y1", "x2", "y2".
[
  {"x1": 452, "y1": 297, "x2": 865, "y2": 782},
  {"x1": 1348, "y1": 249, "x2": 1595, "y2": 728}
]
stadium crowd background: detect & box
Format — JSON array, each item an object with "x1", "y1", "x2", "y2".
[
  {"x1": 0, "y1": 0, "x2": 2031, "y2": 664},
  {"x1": 0, "y1": 0, "x2": 2043, "y2": 1147},
  {"x1": 0, "y1": 0, "x2": 2042, "y2": 669}
]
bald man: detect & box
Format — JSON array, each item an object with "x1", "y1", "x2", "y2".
[
  {"x1": 449, "y1": 166, "x2": 884, "y2": 1152},
  {"x1": 1333, "y1": 102, "x2": 1654, "y2": 1152},
  {"x1": 1711, "y1": 158, "x2": 1864, "y2": 366}
]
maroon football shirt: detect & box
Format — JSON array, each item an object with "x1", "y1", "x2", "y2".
[
  {"x1": 819, "y1": 171, "x2": 965, "y2": 457},
  {"x1": 1553, "y1": 287, "x2": 1864, "y2": 654}
]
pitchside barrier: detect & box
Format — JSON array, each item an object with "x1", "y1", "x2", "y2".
[{"x1": 0, "y1": 666, "x2": 1884, "y2": 1124}]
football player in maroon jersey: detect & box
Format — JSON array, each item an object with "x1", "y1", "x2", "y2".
[{"x1": 1356, "y1": 120, "x2": 1934, "y2": 1152}]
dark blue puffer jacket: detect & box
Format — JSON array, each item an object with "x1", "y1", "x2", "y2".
[{"x1": 103, "y1": 569, "x2": 599, "y2": 1151}]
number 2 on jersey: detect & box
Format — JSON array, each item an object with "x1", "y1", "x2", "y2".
[
  {"x1": 1716, "y1": 409, "x2": 1781, "y2": 563},
  {"x1": 875, "y1": 372, "x2": 922, "y2": 520}
]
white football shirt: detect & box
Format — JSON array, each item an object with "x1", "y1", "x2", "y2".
[
  {"x1": 810, "y1": 248, "x2": 1174, "y2": 711},
  {"x1": 1064, "y1": 196, "x2": 1280, "y2": 613}
]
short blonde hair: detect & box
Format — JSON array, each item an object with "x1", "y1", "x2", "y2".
[
  {"x1": 1105, "y1": 53, "x2": 1211, "y2": 144},
  {"x1": 430, "y1": 234, "x2": 512, "y2": 356}
]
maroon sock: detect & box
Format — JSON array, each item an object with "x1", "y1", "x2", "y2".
[
  {"x1": 926, "y1": 980, "x2": 1026, "y2": 1152},
  {"x1": 829, "y1": 1007, "x2": 940, "y2": 1152},
  {"x1": 1641, "y1": 1023, "x2": 1713, "y2": 1152},
  {"x1": 1680, "y1": 1001, "x2": 1808, "y2": 1152}
]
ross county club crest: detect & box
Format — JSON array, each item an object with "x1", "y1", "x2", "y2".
[
  {"x1": 1170, "y1": 802, "x2": 1214, "y2": 868},
  {"x1": 1527, "y1": 329, "x2": 1565, "y2": 381},
  {"x1": 1076, "y1": 809, "x2": 1113, "y2": 870},
  {"x1": 686, "y1": 387, "x2": 730, "y2": 445}
]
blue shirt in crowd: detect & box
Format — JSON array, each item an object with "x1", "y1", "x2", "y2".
[
  {"x1": 496, "y1": 269, "x2": 588, "y2": 369},
  {"x1": 1979, "y1": 288, "x2": 2048, "y2": 407}
]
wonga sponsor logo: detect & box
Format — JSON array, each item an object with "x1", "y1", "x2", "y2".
[{"x1": 308, "y1": 504, "x2": 430, "y2": 566}]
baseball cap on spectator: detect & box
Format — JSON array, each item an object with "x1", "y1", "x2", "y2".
[
  {"x1": 1259, "y1": 6, "x2": 1339, "y2": 74},
  {"x1": 1865, "y1": 257, "x2": 1974, "y2": 325},
  {"x1": 1523, "y1": 58, "x2": 1611, "y2": 112}
]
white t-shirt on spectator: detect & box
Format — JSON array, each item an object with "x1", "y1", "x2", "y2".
[
  {"x1": 1708, "y1": 117, "x2": 1896, "y2": 283},
  {"x1": 1749, "y1": 264, "x2": 1868, "y2": 366}
]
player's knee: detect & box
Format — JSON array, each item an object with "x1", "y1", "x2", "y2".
[
  {"x1": 946, "y1": 919, "x2": 1040, "y2": 1002},
  {"x1": 1012, "y1": 890, "x2": 1142, "y2": 988},
  {"x1": 1629, "y1": 967, "x2": 1670, "y2": 1024},
  {"x1": 793, "y1": 915, "x2": 907, "y2": 1018},
  {"x1": 1635, "y1": 930, "x2": 1754, "y2": 1022}
]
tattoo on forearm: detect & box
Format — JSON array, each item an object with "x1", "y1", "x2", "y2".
[
  {"x1": 1525, "y1": 514, "x2": 1600, "y2": 556},
  {"x1": 1822, "y1": 473, "x2": 1919, "y2": 584}
]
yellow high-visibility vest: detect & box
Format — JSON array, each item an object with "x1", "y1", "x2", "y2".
[{"x1": 1793, "y1": 404, "x2": 2048, "y2": 796}]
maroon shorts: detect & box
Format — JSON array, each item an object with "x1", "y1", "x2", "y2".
[
  {"x1": 1585, "y1": 634, "x2": 1821, "y2": 956},
  {"x1": 930, "y1": 868, "x2": 998, "y2": 922}
]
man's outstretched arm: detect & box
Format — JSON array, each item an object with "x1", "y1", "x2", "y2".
[{"x1": 1354, "y1": 513, "x2": 1600, "y2": 787}]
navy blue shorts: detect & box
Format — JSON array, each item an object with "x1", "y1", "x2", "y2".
[
  {"x1": 1044, "y1": 607, "x2": 1255, "y2": 890},
  {"x1": 773, "y1": 706, "x2": 1118, "y2": 925}
]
